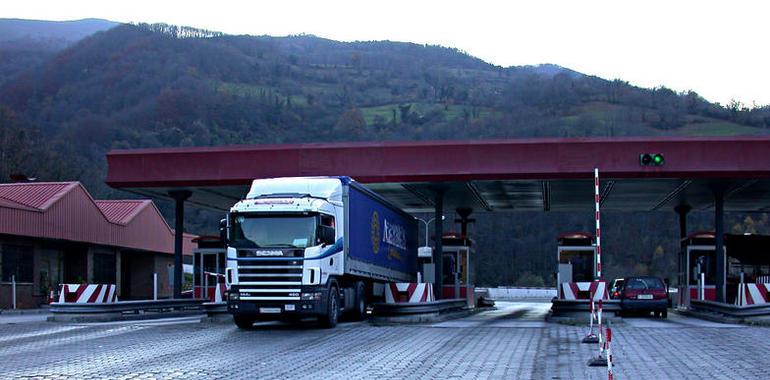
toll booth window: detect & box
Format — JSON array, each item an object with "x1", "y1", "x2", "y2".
[
  {"x1": 728, "y1": 258, "x2": 770, "y2": 283},
  {"x1": 560, "y1": 251, "x2": 593, "y2": 282},
  {"x1": 728, "y1": 257, "x2": 748, "y2": 280},
  {"x1": 689, "y1": 249, "x2": 716, "y2": 285}
]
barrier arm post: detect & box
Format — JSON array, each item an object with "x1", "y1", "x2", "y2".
[
  {"x1": 588, "y1": 168, "x2": 609, "y2": 367},
  {"x1": 582, "y1": 285, "x2": 599, "y2": 343}
]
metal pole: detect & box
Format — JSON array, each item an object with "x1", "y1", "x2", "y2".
[
  {"x1": 433, "y1": 190, "x2": 444, "y2": 299},
  {"x1": 675, "y1": 205, "x2": 690, "y2": 291},
  {"x1": 153, "y1": 272, "x2": 158, "y2": 301},
  {"x1": 714, "y1": 188, "x2": 726, "y2": 303},
  {"x1": 204, "y1": 273, "x2": 209, "y2": 300},
  {"x1": 700, "y1": 272, "x2": 705, "y2": 301},
  {"x1": 11, "y1": 275, "x2": 16, "y2": 310},
  {"x1": 169, "y1": 190, "x2": 192, "y2": 299},
  {"x1": 418, "y1": 217, "x2": 436, "y2": 248},
  {"x1": 592, "y1": 168, "x2": 606, "y2": 358}
]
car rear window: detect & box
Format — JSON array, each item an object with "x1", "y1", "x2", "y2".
[{"x1": 625, "y1": 277, "x2": 664, "y2": 290}]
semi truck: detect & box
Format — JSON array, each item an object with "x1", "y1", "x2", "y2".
[{"x1": 223, "y1": 176, "x2": 418, "y2": 328}]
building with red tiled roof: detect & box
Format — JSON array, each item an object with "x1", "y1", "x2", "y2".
[{"x1": 0, "y1": 182, "x2": 196, "y2": 308}]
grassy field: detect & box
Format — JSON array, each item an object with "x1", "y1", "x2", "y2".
[
  {"x1": 674, "y1": 121, "x2": 767, "y2": 136},
  {"x1": 209, "y1": 81, "x2": 309, "y2": 106},
  {"x1": 359, "y1": 102, "x2": 499, "y2": 125},
  {"x1": 567, "y1": 101, "x2": 767, "y2": 137}
]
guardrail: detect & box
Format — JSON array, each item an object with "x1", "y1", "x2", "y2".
[
  {"x1": 690, "y1": 300, "x2": 770, "y2": 317},
  {"x1": 50, "y1": 299, "x2": 207, "y2": 314},
  {"x1": 478, "y1": 287, "x2": 557, "y2": 300},
  {"x1": 550, "y1": 299, "x2": 621, "y2": 314},
  {"x1": 372, "y1": 299, "x2": 467, "y2": 316}
]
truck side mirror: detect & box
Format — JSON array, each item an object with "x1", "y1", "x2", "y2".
[{"x1": 219, "y1": 218, "x2": 228, "y2": 244}]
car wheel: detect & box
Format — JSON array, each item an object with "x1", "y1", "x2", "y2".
[
  {"x1": 319, "y1": 285, "x2": 339, "y2": 328},
  {"x1": 233, "y1": 315, "x2": 255, "y2": 329},
  {"x1": 653, "y1": 311, "x2": 660, "y2": 318},
  {"x1": 662, "y1": 309, "x2": 668, "y2": 319}
]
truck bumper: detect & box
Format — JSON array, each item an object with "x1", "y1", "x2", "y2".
[{"x1": 227, "y1": 286, "x2": 328, "y2": 319}]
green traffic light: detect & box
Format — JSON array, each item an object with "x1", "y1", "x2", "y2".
[{"x1": 639, "y1": 153, "x2": 664, "y2": 166}]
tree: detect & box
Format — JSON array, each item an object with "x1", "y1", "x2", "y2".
[
  {"x1": 333, "y1": 108, "x2": 366, "y2": 140},
  {"x1": 398, "y1": 104, "x2": 412, "y2": 124},
  {"x1": 515, "y1": 272, "x2": 545, "y2": 287}
]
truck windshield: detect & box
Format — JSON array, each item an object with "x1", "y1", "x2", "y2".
[{"x1": 230, "y1": 214, "x2": 316, "y2": 248}]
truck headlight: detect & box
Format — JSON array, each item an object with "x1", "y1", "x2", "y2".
[
  {"x1": 301, "y1": 292, "x2": 322, "y2": 301},
  {"x1": 230, "y1": 292, "x2": 240, "y2": 300}
]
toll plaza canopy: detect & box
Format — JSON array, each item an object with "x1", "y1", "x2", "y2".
[
  {"x1": 106, "y1": 136, "x2": 770, "y2": 213},
  {"x1": 106, "y1": 136, "x2": 770, "y2": 303}
]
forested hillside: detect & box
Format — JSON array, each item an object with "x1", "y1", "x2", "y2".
[{"x1": 1, "y1": 22, "x2": 769, "y2": 286}]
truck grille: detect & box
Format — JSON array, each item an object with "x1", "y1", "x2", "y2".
[{"x1": 236, "y1": 258, "x2": 303, "y2": 301}]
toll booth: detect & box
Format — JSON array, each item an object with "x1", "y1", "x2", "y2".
[
  {"x1": 682, "y1": 232, "x2": 770, "y2": 306},
  {"x1": 681, "y1": 232, "x2": 718, "y2": 304},
  {"x1": 441, "y1": 233, "x2": 474, "y2": 306},
  {"x1": 556, "y1": 232, "x2": 597, "y2": 299},
  {"x1": 192, "y1": 236, "x2": 227, "y2": 302}
]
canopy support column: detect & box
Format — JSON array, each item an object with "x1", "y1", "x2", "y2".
[
  {"x1": 675, "y1": 205, "x2": 691, "y2": 288},
  {"x1": 714, "y1": 189, "x2": 726, "y2": 303},
  {"x1": 169, "y1": 190, "x2": 192, "y2": 299},
  {"x1": 433, "y1": 190, "x2": 444, "y2": 300}
]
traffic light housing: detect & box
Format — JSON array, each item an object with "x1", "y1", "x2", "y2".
[{"x1": 640, "y1": 153, "x2": 664, "y2": 166}]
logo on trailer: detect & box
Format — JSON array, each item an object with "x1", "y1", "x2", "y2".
[
  {"x1": 383, "y1": 218, "x2": 407, "y2": 250},
  {"x1": 371, "y1": 211, "x2": 381, "y2": 254}
]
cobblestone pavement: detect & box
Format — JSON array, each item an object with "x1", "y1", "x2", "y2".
[{"x1": 0, "y1": 302, "x2": 766, "y2": 379}]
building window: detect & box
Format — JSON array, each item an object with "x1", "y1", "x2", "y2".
[
  {"x1": 1, "y1": 244, "x2": 33, "y2": 283},
  {"x1": 93, "y1": 252, "x2": 116, "y2": 284}
]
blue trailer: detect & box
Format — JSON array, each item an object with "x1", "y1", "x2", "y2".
[
  {"x1": 345, "y1": 179, "x2": 418, "y2": 281},
  {"x1": 224, "y1": 176, "x2": 418, "y2": 328}
]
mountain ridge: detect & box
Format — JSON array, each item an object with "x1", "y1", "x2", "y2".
[
  {"x1": 0, "y1": 20, "x2": 768, "y2": 286},
  {"x1": 1, "y1": 22, "x2": 768, "y2": 196}
]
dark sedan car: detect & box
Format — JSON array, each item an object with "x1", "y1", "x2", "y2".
[{"x1": 618, "y1": 276, "x2": 668, "y2": 318}]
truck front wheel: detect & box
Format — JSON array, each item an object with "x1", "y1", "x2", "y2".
[
  {"x1": 233, "y1": 315, "x2": 255, "y2": 329},
  {"x1": 319, "y1": 285, "x2": 339, "y2": 328}
]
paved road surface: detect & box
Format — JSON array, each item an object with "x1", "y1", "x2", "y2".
[
  {"x1": 0, "y1": 302, "x2": 765, "y2": 379},
  {"x1": 0, "y1": 312, "x2": 50, "y2": 324}
]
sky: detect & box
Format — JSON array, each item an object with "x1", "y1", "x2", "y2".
[{"x1": 3, "y1": 0, "x2": 769, "y2": 107}]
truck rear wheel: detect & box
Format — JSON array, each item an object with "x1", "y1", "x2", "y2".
[
  {"x1": 233, "y1": 315, "x2": 255, "y2": 329},
  {"x1": 350, "y1": 281, "x2": 366, "y2": 321},
  {"x1": 319, "y1": 285, "x2": 339, "y2": 328}
]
